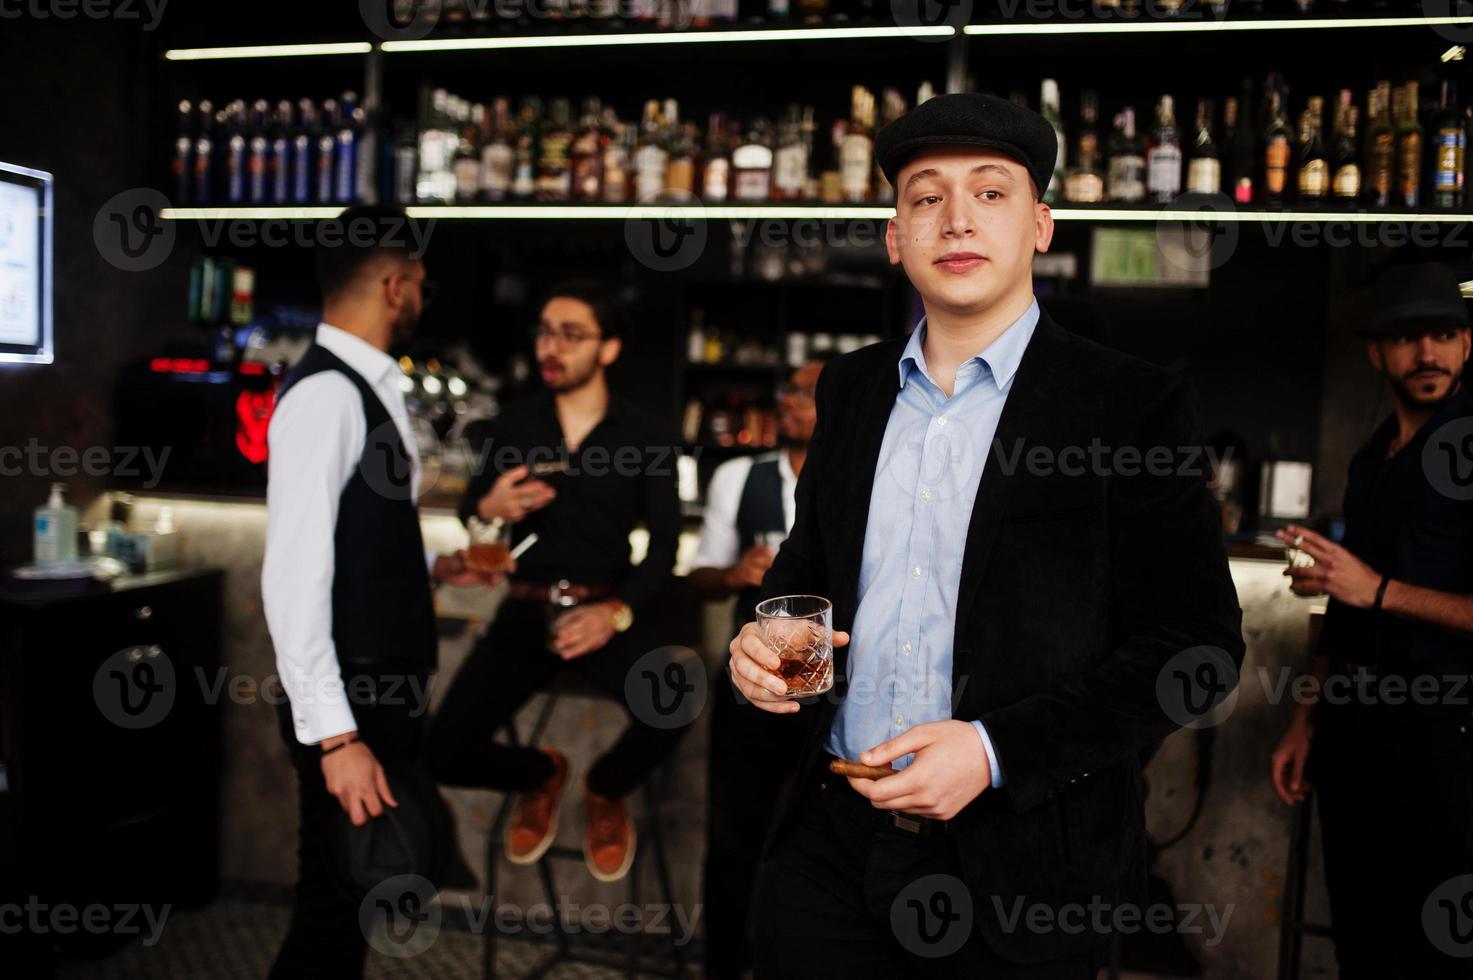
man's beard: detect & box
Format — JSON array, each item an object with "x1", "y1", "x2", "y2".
[
  {"x1": 545, "y1": 357, "x2": 599, "y2": 393},
  {"x1": 388, "y1": 304, "x2": 419, "y2": 355},
  {"x1": 1387, "y1": 367, "x2": 1459, "y2": 409}
]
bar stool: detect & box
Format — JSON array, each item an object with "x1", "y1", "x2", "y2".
[
  {"x1": 1276, "y1": 791, "x2": 1333, "y2": 980},
  {"x1": 481, "y1": 668, "x2": 686, "y2": 980}
]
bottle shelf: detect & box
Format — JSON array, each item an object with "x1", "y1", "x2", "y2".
[{"x1": 159, "y1": 204, "x2": 1473, "y2": 222}]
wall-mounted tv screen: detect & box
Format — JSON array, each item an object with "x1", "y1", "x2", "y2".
[{"x1": 0, "y1": 161, "x2": 53, "y2": 365}]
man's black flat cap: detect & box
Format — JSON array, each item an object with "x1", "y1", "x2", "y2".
[
  {"x1": 1363, "y1": 261, "x2": 1470, "y2": 337},
  {"x1": 876, "y1": 92, "x2": 1058, "y2": 198}
]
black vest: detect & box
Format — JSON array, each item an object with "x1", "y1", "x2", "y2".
[
  {"x1": 732, "y1": 455, "x2": 787, "y2": 634},
  {"x1": 276, "y1": 344, "x2": 438, "y2": 669}
]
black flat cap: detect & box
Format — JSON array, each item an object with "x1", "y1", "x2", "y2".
[
  {"x1": 1362, "y1": 262, "x2": 1470, "y2": 336},
  {"x1": 876, "y1": 92, "x2": 1058, "y2": 197}
]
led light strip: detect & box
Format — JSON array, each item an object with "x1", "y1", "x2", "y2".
[
  {"x1": 965, "y1": 15, "x2": 1473, "y2": 36},
  {"x1": 159, "y1": 205, "x2": 1473, "y2": 222},
  {"x1": 381, "y1": 24, "x2": 953, "y2": 51},
  {"x1": 163, "y1": 42, "x2": 374, "y2": 61}
]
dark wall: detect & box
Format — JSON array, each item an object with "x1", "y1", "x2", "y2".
[{"x1": 0, "y1": 17, "x2": 197, "y2": 565}]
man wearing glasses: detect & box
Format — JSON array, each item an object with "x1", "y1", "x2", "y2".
[{"x1": 427, "y1": 280, "x2": 684, "y2": 883}]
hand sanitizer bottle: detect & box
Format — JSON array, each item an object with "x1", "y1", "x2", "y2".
[{"x1": 34, "y1": 482, "x2": 79, "y2": 566}]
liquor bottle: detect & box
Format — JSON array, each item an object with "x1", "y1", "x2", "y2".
[
  {"x1": 1146, "y1": 94, "x2": 1182, "y2": 204},
  {"x1": 801, "y1": 105, "x2": 819, "y2": 200},
  {"x1": 270, "y1": 100, "x2": 293, "y2": 204},
  {"x1": 453, "y1": 102, "x2": 483, "y2": 204},
  {"x1": 795, "y1": 0, "x2": 826, "y2": 22},
  {"x1": 246, "y1": 100, "x2": 270, "y2": 204},
  {"x1": 355, "y1": 96, "x2": 380, "y2": 205},
  {"x1": 1040, "y1": 79, "x2": 1067, "y2": 204},
  {"x1": 703, "y1": 112, "x2": 731, "y2": 202},
  {"x1": 537, "y1": 98, "x2": 574, "y2": 202},
  {"x1": 602, "y1": 113, "x2": 632, "y2": 203},
  {"x1": 393, "y1": 120, "x2": 417, "y2": 205},
  {"x1": 480, "y1": 97, "x2": 514, "y2": 202},
  {"x1": 1296, "y1": 97, "x2": 1328, "y2": 204},
  {"x1": 1186, "y1": 98, "x2": 1220, "y2": 195},
  {"x1": 634, "y1": 99, "x2": 668, "y2": 202},
  {"x1": 1434, "y1": 79, "x2": 1466, "y2": 209},
  {"x1": 820, "y1": 119, "x2": 845, "y2": 204},
  {"x1": 1261, "y1": 86, "x2": 1292, "y2": 205},
  {"x1": 733, "y1": 118, "x2": 775, "y2": 202},
  {"x1": 668, "y1": 122, "x2": 699, "y2": 199},
  {"x1": 1395, "y1": 82, "x2": 1423, "y2": 209},
  {"x1": 1065, "y1": 90, "x2": 1104, "y2": 203},
  {"x1": 570, "y1": 97, "x2": 606, "y2": 202},
  {"x1": 772, "y1": 105, "x2": 808, "y2": 201},
  {"x1": 336, "y1": 92, "x2": 362, "y2": 204},
  {"x1": 1364, "y1": 81, "x2": 1394, "y2": 208},
  {"x1": 173, "y1": 100, "x2": 193, "y2": 204},
  {"x1": 511, "y1": 97, "x2": 540, "y2": 201},
  {"x1": 316, "y1": 98, "x2": 338, "y2": 203},
  {"x1": 1106, "y1": 107, "x2": 1145, "y2": 203},
  {"x1": 292, "y1": 99, "x2": 315, "y2": 205},
  {"x1": 1331, "y1": 92, "x2": 1361, "y2": 202},
  {"x1": 876, "y1": 90, "x2": 905, "y2": 204},
  {"x1": 223, "y1": 101, "x2": 247, "y2": 205},
  {"x1": 840, "y1": 86, "x2": 875, "y2": 203},
  {"x1": 1224, "y1": 83, "x2": 1256, "y2": 204}
]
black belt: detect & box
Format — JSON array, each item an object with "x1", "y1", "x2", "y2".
[{"x1": 818, "y1": 754, "x2": 949, "y2": 838}]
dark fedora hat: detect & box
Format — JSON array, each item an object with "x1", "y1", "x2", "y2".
[
  {"x1": 328, "y1": 757, "x2": 476, "y2": 896},
  {"x1": 1362, "y1": 261, "x2": 1471, "y2": 337},
  {"x1": 875, "y1": 92, "x2": 1058, "y2": 198}
]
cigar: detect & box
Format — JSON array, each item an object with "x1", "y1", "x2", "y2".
[
  {"x1": 828, "y1": 758, "x2": 897, "y2": 780},
  {"x1": 509, "y1": 533, "x2": 539, "y2": 560}
]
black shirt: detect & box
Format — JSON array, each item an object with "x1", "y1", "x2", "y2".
[
  {"x1": 1320, "y1": 386, "x2": 1473, "y2": 671},
  {"x1": 458, "y1": 391, "x2": 681, "y2": 612}
]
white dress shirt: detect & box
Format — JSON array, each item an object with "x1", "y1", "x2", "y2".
[
  {"x1": 691, "y1": 450, "x2": 798, "y2": 571},
  {"x1": 261, "y1": 323, "x2": 424, "y2": 745}
]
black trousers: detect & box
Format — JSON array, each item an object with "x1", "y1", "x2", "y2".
[
  {"x1": 426, "y1": 598, "x2": 688, "y2": 798},
  {"x1": 1313, "y1": 690, "x2": 1473, "y2": 980},
  {"x1": 704, "y1": 663, "x2": 810, "y2": 979},
  {"x1": 269, "y1": 664, "x2": 429, "y2": 980},
  {"x1": 752, "y1": 761, "x2": 1102, "y2": 980}
]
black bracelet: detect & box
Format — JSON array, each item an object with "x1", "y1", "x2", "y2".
[
  {"x1": 320, "y1": 736, "x2": 359, "y2": 757},
  {"x1": 1373, "y1": 575, "x2": 1391, "y2": 611}
]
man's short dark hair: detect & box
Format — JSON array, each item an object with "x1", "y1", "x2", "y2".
[
  {"x1": 545, "y1": 279, "x2": 625, "y2": 341},
  {"x1": 315, "y1": 204, "x2": 417, "y2": 303}
]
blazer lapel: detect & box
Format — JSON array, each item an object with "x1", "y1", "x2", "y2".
[
  {"x1": 952, "y1": 311, "x2": 1067, "y2": 649},
  {"x1": 834, "y1": 346, "x2": 904, "y2": 626}
]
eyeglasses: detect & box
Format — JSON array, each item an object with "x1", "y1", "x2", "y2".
[
  {"x1": 531, "y1": 325, "x2": 603, "y2": 346},
  {"x1": 383, "y1": 275, "x2": 438, "y2": 307}
]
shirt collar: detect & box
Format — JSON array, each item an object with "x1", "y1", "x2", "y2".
[
  {"x1": 315, "y1": 322, "x2": 400, "y2": 387},
  {"x1": 897, "y1": 298, "x2": 1041, "y2": 392},
  {"x1": 778, "y1": 448, "x2": 797, "y2": 485}
]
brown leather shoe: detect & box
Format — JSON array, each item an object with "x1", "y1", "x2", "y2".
[
  {"x1": 505, "y1": 748, "x2": 569, "y2": 865},
  {"x1": 584, "y1": 785, "x2": 636, "y2": 882}
]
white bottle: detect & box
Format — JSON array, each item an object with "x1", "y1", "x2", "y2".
[{"x1": 34, "y1": 482, "x2": 78, "y2": 566}]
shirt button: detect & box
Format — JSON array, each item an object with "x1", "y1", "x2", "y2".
[
  {"x1": 911, "y1": 566, "x2": 922, "y2": 578},
  {"x1": 920, "y1": 487, "x2": 932, "y2": 500},
  {"x1": 903, "y1": 642, "x2": 913, "y2": 653},
  {"x1": 936, "y1": 416, "x2": 948, "y2": 427},
  {"x1": 895, "y1": 714, "x2": 904, "y2": 725}
]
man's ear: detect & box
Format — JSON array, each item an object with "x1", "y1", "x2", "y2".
[
  {"x1": 885, "y1": 217, "x2": 902, "y2": 266},
  {"x1": 1365, "y1": 338, "x2": 1384, "y2": 373},
  {"x1": 600, "y1": 336, "x2": 622, "y2": 367},
  {"x1": 1034, "y1": 203, "x2": 1054, "y2": 254}
]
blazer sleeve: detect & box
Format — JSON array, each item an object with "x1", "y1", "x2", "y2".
[
  {"x1": 979, "y1": 374, "x2": 1246, "y2": 813},
  {"x1": 757, "y1": 359, "x2": 835, "y2": 606}
]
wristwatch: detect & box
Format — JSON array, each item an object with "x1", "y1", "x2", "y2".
[{"x1": 608, "y1": 601, "x2": 634, "y2": 633}]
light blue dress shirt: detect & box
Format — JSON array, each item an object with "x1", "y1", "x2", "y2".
[{"x1": 825, "y1": 298, "x2": 1040, "y2": 786}]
